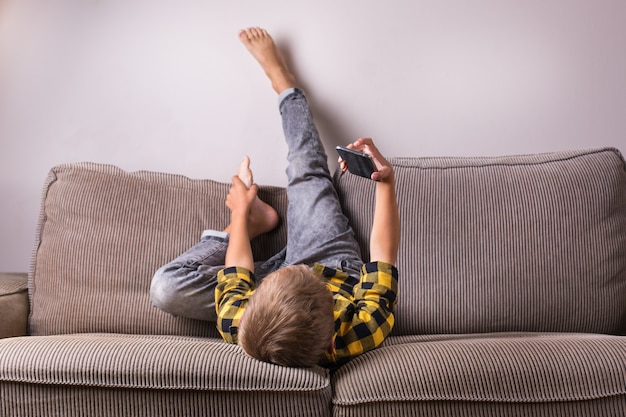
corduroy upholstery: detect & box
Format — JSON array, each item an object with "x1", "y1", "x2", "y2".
[
  {"x1": 332, "y1": 333, "x2": 626, "y2": 416},
  {"x1": 336, "y1": 148, "x2": 626, "y2": 335},
  {"x1": 0, "y1": 334, "x2": 331, "y2": 417},
  {"x1": 1, "y1": 148, "x2": 625, "y2": 417},
  {"x1": 27, "y1": 163, "x2": 288, "y2": 337},
  {"x1": 0, "y1": 273, "x2": 28, "y2": 339}
]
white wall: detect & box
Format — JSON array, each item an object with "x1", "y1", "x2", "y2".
[{"x1": 1, "y1": 0, "x2": 625, "y2": 272}]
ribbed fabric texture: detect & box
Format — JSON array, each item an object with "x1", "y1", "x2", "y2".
[
  {"x1": 28, "y1": 162, "x2": 288, "y2": 336},
  {"x1": 332, "y1": 333, "x2": 626, "y2": 416},
  {"x1": 13, "y1": 151, "x2": 626, "y2": 417},
  {"x1": 335, "y1": 147, "x2": 626, "y2": 336},
  {"x1": 0, "y1": 334, "x2": 332, "y2": 417},
  {"x1": 332, "y1": 398, "x2": 626, "y2": 417},
  {"x1": 0, "y1": 334, "x2": 329, "y2": 391},
  {"x1": 1, "y1": 383, "x2": 331, "y2": 417}
]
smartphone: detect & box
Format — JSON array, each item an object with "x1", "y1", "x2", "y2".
[{"x1": 336, "y1": 146, "x2": 378, "y2": 180}]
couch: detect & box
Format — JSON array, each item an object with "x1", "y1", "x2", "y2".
[{"x1": 1, "y1": 147, "x2": 625, "y2": 417}]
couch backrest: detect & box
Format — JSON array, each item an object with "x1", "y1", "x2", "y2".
[
  {"x1": 30, "y1": 149, "x2": 626, "y2": 337},
  {"x1": 28, "y1": 163, "x2": 288, "y2": 336},
  {"x1": 335, "y1": 148, "x2": 626, "y2": 336}
]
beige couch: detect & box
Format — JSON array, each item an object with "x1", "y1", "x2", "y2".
[{"x1": 1, "y1": 148, "x2": 625, "y2": 417}]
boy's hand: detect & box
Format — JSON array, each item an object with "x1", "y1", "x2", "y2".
[
  {"x1": 339, "y1": 138, "x2": 394, "y2": 182},
  {"x1": 226, "y1": 176, "x2": 258, "y2": 215}
]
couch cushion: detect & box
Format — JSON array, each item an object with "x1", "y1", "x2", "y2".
[
  {"x1": 29, "y1": 163, "x2": 288, "y2": 336},
  {"x1": 335, "y1": 148, "x2": 626, "y2": 335},
  {"x1": 0, "y1": 333, "x2": 331, "y2": 417},
  {"x1": 332, "y1": 333, "x2": 626, "y2": 417}
]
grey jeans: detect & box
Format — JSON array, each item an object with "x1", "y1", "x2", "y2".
[{"x1": 150, "y1": 88, "x2": 363, "y2": 321}]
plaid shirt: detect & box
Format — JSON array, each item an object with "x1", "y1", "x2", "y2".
[{"x1": 215, "y1": 261, "x2": 398, "y2": 367}]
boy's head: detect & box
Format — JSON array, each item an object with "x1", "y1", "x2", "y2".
[{"x1": 238, "y1": 264, "x2": 335, "y2": 367}]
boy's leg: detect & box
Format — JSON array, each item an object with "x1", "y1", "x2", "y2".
[
  {"x1": 151, "y1": 158, "x2": 280, "y2": 320},
  {"x1": 150, "y1": 231, "x2": 228, "y2": 321},
  {"x1": 239, "y1": 27, "x2": 362, "y2": 273},
  {"x1": 279, "y1": 89, "x2": 362, "y2": 272},
  {"x1": 151, "y1": 232, "x2": 282, "y2": 320}
]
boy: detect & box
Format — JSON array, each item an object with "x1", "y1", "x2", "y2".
[{"x1": 151, "y1": 27, "x2": 400, "y2": 368}]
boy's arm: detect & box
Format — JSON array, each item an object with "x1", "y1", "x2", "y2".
[
  {"x1": 341, "y1": 138, "x2": 400, "y2": 265},
  {"x1": 325, "y1": 261, "x2": 398, "y2": 363},
  {"x1": 224, "y1": 176, "x2": 257, "y2": 272},
  {"x1": 370, "y1": 173, "x2": 400, "y2": 265},
  {"x1": 215, "y1": 176, "x2": 258, "y2": 343},
  {"x1": 215, "y1": 266, "x2": 255, "y2": 343}
]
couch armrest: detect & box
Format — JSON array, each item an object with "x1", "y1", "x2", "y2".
[{"x1": 0, "y1": 273, "x2": 29, "y2": 338}]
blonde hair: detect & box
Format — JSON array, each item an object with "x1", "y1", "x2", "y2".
[{"x1": 238, "y1": 265, "x2": 335, "y2": 367}]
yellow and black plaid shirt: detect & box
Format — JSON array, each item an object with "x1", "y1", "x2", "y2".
[{"x1": 215, "y1": 261, "x2": 398, "y2": 367}]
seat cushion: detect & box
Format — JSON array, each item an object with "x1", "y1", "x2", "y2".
[
  {"x1": 335, "y1": 148, "x2": 626, "y2": 335},
  {"x1": 0, "y1": 333, "x2": 331, "y2": 417},
  {"x1": 332, "y1": 333, "x2": 626, "y2": 417},
  {"x1": 28, "y1": 163, "x2": 288, "y2": 336}
]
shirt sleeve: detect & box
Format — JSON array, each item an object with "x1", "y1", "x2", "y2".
[
  {"x1": 329, "y1": 261, "x2": 398, "y2": 363},
  {"x1": 215, "y1": 266, "x2": 256, "y2": 344}
]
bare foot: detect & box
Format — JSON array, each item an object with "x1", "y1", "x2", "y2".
[
  {"x1": 239, "y1": 27, "x2": 297, "y2": 94},
  {"x1": 248, "y1": 198, "x2": 280, "y2": 239},
  {"x1": 236, "y1": 156, "x2": 279, "y2": 238}
]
